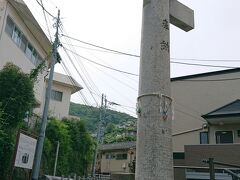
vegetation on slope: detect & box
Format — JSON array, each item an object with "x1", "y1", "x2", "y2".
[{"x1": 69, "y1": 102, "x2": 137, "y2": 143}]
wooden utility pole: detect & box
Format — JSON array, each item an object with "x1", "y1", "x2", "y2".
[{"x1": 136, "y1": 0, "x2": 194, "y2": 179}]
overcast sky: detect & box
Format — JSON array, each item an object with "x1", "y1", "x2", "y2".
[{"x1": 24, "y1": 0, "x2": 240, "y2": 117}]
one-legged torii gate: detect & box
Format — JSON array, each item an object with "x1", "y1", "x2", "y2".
[{"x1": 136, "y1": 0, "x2": 194, "y2": 179}]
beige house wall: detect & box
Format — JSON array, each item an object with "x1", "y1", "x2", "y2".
[
  {"x1": 0, "y1": 0, "x2": 49, "y2": 114},
  {"x1": 172, "y1": 129, "x2": 203, "y2": 152},
  {"x1": 100, "y1": 150, "x2": 135, "y2": 174},
  {"x1": 171, "y1": 71, "x2": 240, "y2": 151},
  {"x1": 47, "y1": 82, "x2": 72, "y2": 119},
  {"x1": 209, "y1": 124, "x2": 240, "y2": 144}
]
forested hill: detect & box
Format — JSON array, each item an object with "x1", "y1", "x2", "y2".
[{"x1": 69, "y1": 102, "x2": 136, "y2": 132}]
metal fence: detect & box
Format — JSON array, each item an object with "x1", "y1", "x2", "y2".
[{"x1": 43, "y1": 174, "x2": 111, "y2": 180}]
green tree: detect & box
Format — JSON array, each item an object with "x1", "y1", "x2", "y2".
[
  {"x1": 0, "y1": 63, "x2": 35, "y2": 179},
  {"x1": 0, "y1": 63, "x2": 34, "y2": 130},
  {"x1": 41, "y1": 119, "x2": 95, "y2": 177},
  {"x1": 42, "y1": 119, "x2": 72, "y2": 176}
]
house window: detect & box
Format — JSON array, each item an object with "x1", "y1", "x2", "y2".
[
  {"x1": 12, "y1": 26, "x2": 21, "y2": 45},
  {"x1": 51, "y1": 90, "x2": 63, "y2": 102},
  {"x1": 26, "y1": 43, "x2": 33, "y2": 60},
  {"x1": 106, "y1": 153, "x2": 115, "y2": 159},
  {"x1": 5, "y1": 16, "x2": 14, "y2": 36},
  {"x1": 237, "y1": 130, "x2": 240, "y2": 137},
  {"x1": 116, "y1": 154, "x2": 127, "y2": 160},
  {"x1": 200, "y1": 132, "x2": 209, "y2": 144},
  {"x1": 216, "y1": 131, "x2": 233, "y2": 144},
  {"x1": 20, "y1": 35, "x2": 27, "y2": 52}
]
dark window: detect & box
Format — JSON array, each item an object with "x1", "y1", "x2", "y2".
[
  {"x1": 116, "y1": 154, "x2": 127, "y2": 160},
  {"x1": 106, "y1": 153, "x2": 115, "y2": 159},
  {"x1": 12, "y1": 26, "x2": 21, "y2": 45},
  {"x1": 51, "y1": 90, "x2": 63, "y2": 102},
  {"x1": 237, "y1": 130, "x2": 240, "y2": 137},
  {"x1": 216, "y1": 131, "x2": 233, "y2": 144},
  {"x1": 5, "y1": 16, "x2": 14, "y2": 36},
  {"x1": 200, "y1": 132, "x2": 209, "y2": 144},
  {"x1": 20, "y1": 35, "x2": 27, "y2": 52},
  {"x1": 173, "y1": 152, "x2": 185, "y2": 159},
  {"x1": 26, "y1": 43, "x2": 33, "y2": 60}
]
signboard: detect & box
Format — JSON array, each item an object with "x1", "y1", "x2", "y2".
[{"x1": 14, "y1": 133, "x2": 37, "y2": 169}]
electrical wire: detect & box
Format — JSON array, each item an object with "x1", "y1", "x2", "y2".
[
  {"x1": 35, "y1": 0, "x2": 55, "y2": 18},
  {"x1": 61, "y1": 34, "x2": 140, "y2": 58},
  {"x1": 171, "y1": 61, "x2": 239, "y2": 69},
  {"x1": 61, "y1": 34, "x2": 240, "y2": 65},
  {"x1": 60, "y1": 27, "x2": 102, "y2": 97},
  {"x1": 39, "y1": 0, "x2": 53, "y2": 42},
  {"x1": 62, "y1": 47, "x2": 100, "y2": 106},
  {"x1": 63, "y1": 46, "x2": 139, "y2": 76}
]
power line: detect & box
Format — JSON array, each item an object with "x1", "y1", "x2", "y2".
[
  {"x1": 39, "y1": 0, "x2": 53, "y2": 42},
  {"x1": 171, "y1": 61, "x2": 239, "y2": 69},
  {"x1": 61, "y1": 34, "x2": 240, "y2": 64},
  {"x1": 60, "y1": 27, "x2": 102, "y2": 96},
  {"x1": 35, "y1": 0, "x2": 55, "y2": 18},
  {"x1": 63, "y1": 46, "x2": 139, "y2": 76},
  {"x1": 61, "y1": 34, "x2": 140, "y2": 58},
  {"x1": 62, "y1": 47, "x2": 100, "y2": 105},
  {"x1": 175, "y1": 108, "x2": 206, "y2": 123}
]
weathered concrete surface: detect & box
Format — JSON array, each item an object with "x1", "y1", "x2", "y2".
[
  {"x1": 136, "y1": 0, "x2": 173, "y2": 179},
  {"x1": 170, "y1": 0, "x2": 194, "y2": 32}
]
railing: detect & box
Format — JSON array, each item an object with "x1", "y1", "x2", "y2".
[{"x1": 43, "y1": 174, "x2": 111, "y2": 180}]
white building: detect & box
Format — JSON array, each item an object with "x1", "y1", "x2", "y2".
[{"x1": 0, "y1": 0, "x2": 82, "y2": 119}]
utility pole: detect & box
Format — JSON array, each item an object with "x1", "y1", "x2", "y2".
[
  {"x1": 53, "y1": 141, "x2": 60, "y2": 177},
  {"x1": 136, "y1": 0, "x2": 194, "y2": 179},
  {"x1": 209, "y1": 158, "x2": 215, "y2": 180},
  {"x1": 92, "y1": 94, "x2": 106, "y2": 177},
  {"x1": 32, "y1": 10, "x2": 61, "y2": 180}
]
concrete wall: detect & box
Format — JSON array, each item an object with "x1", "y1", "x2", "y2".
[
  {"x1": 209, "y1": 124, "x2": 240, "y2": 144},
  {"x1": 0, "y1": 0, "x2": 49, "y2": 114},
  {"x1": 171, "y1": 70, "x2": 240, "y2": 151}
]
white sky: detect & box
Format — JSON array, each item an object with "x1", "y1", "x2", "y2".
[{"x1": 24, "y1": 0, "x2": 240, "y2": 117}]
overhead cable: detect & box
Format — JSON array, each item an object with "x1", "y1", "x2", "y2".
[
  {"x1": 171, "y1": 61, "x2": 239, "y2": 69},
  {"x1": 61, "y1": 34, "x2": 140, "y2": 58},
  {"x1": 63, "y1": 46, "x2": 139, "y2": 76},
  {"x1": 35, "y1": 0, "x2": 55, "y2": 18}
]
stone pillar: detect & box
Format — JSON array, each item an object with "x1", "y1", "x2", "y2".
[{"x1": 136, "y1": 0, "x2": 173, "y2": 179}]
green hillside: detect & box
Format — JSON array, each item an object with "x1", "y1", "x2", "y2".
[{"x1": 69, "y1": 102, "x2": 137, "y2": 133}]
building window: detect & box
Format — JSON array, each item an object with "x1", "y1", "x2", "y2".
[
  {"x1": 216, "y1": 131, "x2": 233, "y2": 144},
  {"x1": 106, "y1": 153, "x2": 115, "y2": 159},
  {"x1": 173, "y1": 152, "x2": 185, "y2": 159},
  {"x1": 5, "y1": 15, "x2": 43, "y2": 66},
  {"x1": 20, "y1": 35, "x2": 27, "y2": 52},
  {"x1": 200, "y1": 132, "x2": 209, "y2": 144},
  {"x1": 51, "y1": 90, "x2": 63, "y2": 102},
  {"x1": 12, "y1": 26, "x2": 21, "y2": 45},
  {"x1": 237, "y1": 130, "x2": 240, "y2": 137},
  {"x1": 5, "y1": 16, "x2": 14, "y2": 36},
  {"x1": 116, "y1": 154, "x2": 127, "y2": 160}
]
